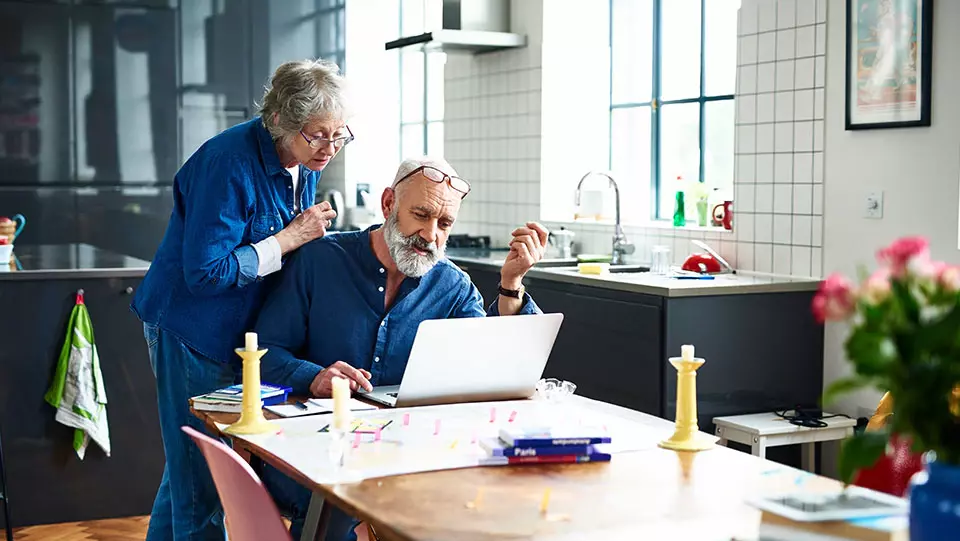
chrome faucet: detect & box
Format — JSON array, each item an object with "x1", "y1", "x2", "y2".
[{"x1": 575, "y1": 171, "x2": 635, "y2": 265}]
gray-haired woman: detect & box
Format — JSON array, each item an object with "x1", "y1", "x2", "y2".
[{"x1": 132, "y1": 58, "x2": 352, "y2": 541}]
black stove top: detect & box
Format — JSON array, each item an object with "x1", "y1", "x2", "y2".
[{"x1": 447, "y1": 234, "x2": 491, "y2": 249}]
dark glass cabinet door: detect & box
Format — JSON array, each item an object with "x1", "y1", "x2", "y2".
[
  {"x1": 0, "y1": 2, "x2": 72, "y2": 185},
  {"x1": 72, "y1": 3, "x2": 178, "y2": 184}
]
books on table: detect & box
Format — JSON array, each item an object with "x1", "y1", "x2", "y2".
[
  {"x1": 479, "y1": 426, "x2": 613, "y2": 465},
  {"x1": 190, "y1": 383, "x2": 292, "y2": 413}
]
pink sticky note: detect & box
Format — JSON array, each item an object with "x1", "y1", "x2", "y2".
[
  {"x1": 403, "y1": 413, "x2": 410, "y2": 426},
  {"x1": 353, "y1": 432, "x2": 361, "y2": 449},
  {"x1": 489, "y1": 408, "x2": 496, "y2": 423},
  {"x1": 374, "y1": 427, "x2": 382, "y2": 442},
  {"x1": 434, "y1": 419, "x2": 441, "y2": 436},
  {"x1": 508, "y1": 410, "x2": 517, "y2": 423}
]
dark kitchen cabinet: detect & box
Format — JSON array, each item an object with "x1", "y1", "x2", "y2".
[{"x1": 0, "y1": 273, "x2": 162, "y2": 528}]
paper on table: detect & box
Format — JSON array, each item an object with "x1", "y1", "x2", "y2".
[
  {"x1": 308, "y1": 398, "x2": 378, "y2": 412},
  {"x1": 264, "y1": 398, "x2": 377, "y2": 418}
]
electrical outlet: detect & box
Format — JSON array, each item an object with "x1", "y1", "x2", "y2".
[{"x1": 865, "y1": 191, "x2": 884, "y2": 219}]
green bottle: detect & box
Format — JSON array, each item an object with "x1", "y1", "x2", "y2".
[{"x1": 673, "y1": 190, "x2": 686, "y2": 227}]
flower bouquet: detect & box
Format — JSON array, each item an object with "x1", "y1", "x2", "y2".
[{"x1": 815, "y1": 236, "x2": 960, "y2": 539}]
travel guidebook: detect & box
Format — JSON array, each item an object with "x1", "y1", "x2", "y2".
[
  {"x1": 480, "y1": 426, "x2": 614, "y2": 465},
  {"x1": 190, "y1": 383, "x2": 292, "y2": 413}
]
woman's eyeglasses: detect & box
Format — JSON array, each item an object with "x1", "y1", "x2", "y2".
[
  {"x1": 394, "y1": 165, "x2": 471, "y2": 198},
  {"x1": 300, "y1": 125, "x2": 354, "y2": 150}
]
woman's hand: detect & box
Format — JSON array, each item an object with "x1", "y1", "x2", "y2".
[{"x1": 275, "y1": 202, "x2": 337, "y2": 255}]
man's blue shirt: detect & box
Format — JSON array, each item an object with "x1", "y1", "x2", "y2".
[{"x1": 255, "y1": 226, "x2": 541, "y2": 393}]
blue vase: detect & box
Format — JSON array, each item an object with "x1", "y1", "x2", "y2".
[{"x1": 909, "y1": 453, "x2": 960, "y2": 541}]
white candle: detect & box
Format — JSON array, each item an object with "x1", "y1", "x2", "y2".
[
  {"x1": 681, "y1": 344, "x2": 694, "y2": 361},
  {"x1": 332, "y1": 376, "x2": 351, "y2": 430},
  {"x1": 245, "y1": 332, "x2": 258, "y2": 352}
]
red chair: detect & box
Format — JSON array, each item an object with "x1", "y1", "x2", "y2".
[{"x1": 182, "y1": 426, "x2": 292, "y2": 541}]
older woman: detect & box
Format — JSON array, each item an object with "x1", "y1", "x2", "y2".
[{"x1": 131, "y1": 58, "x2": 352, "y2": 540}]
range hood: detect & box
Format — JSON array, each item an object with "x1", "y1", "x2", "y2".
[{"x1": 385, "y1": 0, "x2": 526, "y2": 54}]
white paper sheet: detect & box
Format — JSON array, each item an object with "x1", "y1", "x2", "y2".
[
  {"x1": 220, "y1": 399, "x2": 670, "y2": 486},
  {"x1": 264, "y1": 398, "x2": 378, "y2": 418}
]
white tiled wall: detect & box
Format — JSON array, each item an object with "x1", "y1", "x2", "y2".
[
  {"x1": 733, "y1": 0, "x2": 826, "y2": 277},
  {"x1": 442, "y1": 0, "x2": 543, "y2": 246},
  {"x1": 444, "y1": 0, "x2": 826, "y2": 278}
]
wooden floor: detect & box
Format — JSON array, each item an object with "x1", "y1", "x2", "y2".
[{"x1": 0, "y1": 516, "x2": 149, "y2": 541}]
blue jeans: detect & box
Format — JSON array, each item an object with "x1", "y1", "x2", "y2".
[{"x1": 143, "y1": 322, "x2": 359, "y2": 541}]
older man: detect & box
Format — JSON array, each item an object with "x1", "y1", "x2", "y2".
[{"x1": 254, "y1": 156, "x2": 548, "y2": 539}]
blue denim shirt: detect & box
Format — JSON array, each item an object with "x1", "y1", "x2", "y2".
[
  {"x1": 131, "y1": 117, "x2": 320, "y2": 364},
  {"x1": 255, "y1": 226, "x2": 541, "y2": 394}
]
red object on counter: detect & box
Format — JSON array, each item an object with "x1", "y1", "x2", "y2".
[
  {"x1": 0, "y1": 238, "x2": 7, "y2": 245},
  {"x1": 681, "y1": 253, "x2": 723, "y2": 274}
]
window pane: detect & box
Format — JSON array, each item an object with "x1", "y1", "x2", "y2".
[
  {"x1": 611, "y1": 0, "x2": 653, "y2": 104},
  {"x1": 401, "y1": 52, "x2": 424, "y2": 123},
  {"x1": 401, "y1": 123, "x2": 425, "y2": 157},
  {"x1": 426, "y1": 52, "x2": 445, "y2": 121},
  {"x1": 704, "y1": 99, "x2": 735, "y2": 191},
  {"x1": 427, "y1": 121, "x2": 444, "y2": 156},
  {"x1": 661, "y1": 0, "x2": 702, "y2": 101},
  {"x1": 704, "y1": 0, "x2": 738, "y2": 96},
  {"x1": 658, "y1": 102, "x2": 701, "y2": 219},
  {"x1": 401, "y1": 0, "x2": 424, "y2": 35},
  {"x1": 337, "y1": 8, "x2": 345, "y2": 51},
  {"x1": 610, "y1": 107, "x2": 652, "y2": 223},
  {"x1": 424, "y1": 0, "x2": 442, "y2": 30},
  {"x1": 318, "y1": 13, "x2": 336, "y2": 52}
]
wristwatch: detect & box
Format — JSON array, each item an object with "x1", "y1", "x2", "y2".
[{"x1": 497, "y1": 282, "x2": 525, "y2": 298}]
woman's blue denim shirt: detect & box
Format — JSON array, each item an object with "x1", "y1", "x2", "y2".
[{"x1": 131, "y1": 117, "x2": 320, "y2": 364}]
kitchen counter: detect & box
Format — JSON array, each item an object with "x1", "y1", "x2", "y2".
[
  {"x1": 446, "y1": 248, "x2": 821, "y2": 297},
  {"x1": 1, "y1": 243, "x2": 151, "y2": 280}
]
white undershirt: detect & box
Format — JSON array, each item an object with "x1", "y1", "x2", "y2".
[{"x1": 250, "y1": 165, "x2": 301, "y2": 277}]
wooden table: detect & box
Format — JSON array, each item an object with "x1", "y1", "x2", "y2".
[{"x1": 193, "y1": 397, "x2": 846, "y2": 541}]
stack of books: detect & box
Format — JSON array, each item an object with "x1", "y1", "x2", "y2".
[
  {"x1": 190, "y1": 383, "x2": 292, "y2": 413},
  {"x1": 479, "y1": 426, "x2": 612, "y2": 465}
]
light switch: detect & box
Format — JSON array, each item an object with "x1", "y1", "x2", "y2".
[{"x1": 865, "y1": 191, "x2": 884, "y2": 219}]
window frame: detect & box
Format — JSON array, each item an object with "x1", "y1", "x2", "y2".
[
  {"x1": 608, "y1": 0, "x2": 736, "y2": 221},
  {"x1": 312, "y1": 0, "x2": 346, "y2": 73}
]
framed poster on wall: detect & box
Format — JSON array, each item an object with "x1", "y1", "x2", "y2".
[{"x1": 845, "y1": 0, "x2": 933, "y2": 130}]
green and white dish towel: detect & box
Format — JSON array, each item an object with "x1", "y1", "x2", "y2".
[{"x1": 44, "y1": 293, "x2": 111, "y2": 459}]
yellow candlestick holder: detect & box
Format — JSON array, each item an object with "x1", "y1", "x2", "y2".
[
  {"x1": 223, "y1": 347, "x2": 275, "y2": 436},
  {"x1": 659, "y1": 355, "x2": 716, "y2": 452}
]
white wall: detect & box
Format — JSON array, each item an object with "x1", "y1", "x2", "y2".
[{"x1": 822, "y1": 0, "x2": 960, "y2": 418}]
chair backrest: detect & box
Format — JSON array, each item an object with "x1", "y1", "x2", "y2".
[{"x1": 182, "y1": 426, "x2": 292, "y2": 541}]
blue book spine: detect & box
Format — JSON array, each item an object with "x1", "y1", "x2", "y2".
[
  {"x1": 507, "y1": 436, "x2": 612, "y2": 447},
  {"x1": 486, "y1": 442, "x2": 595, "y2": 457}
]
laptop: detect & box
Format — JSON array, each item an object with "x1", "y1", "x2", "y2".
[{"x1": 357, "y1": 313, "x2": 563, "y2": 408}]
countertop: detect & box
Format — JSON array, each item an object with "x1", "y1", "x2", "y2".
[
  {"x1": 445, "y1": 248, "x2": 821, "y2": 298},
  {"x1": 1, "y1": 243, "x2": 151, "y2": 280}
]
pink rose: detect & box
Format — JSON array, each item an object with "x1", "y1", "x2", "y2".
[
  {"x1": 877, "y1": 236, "x2": 930, "y2": 277},
  {"x1": 939, "y1": 265, "x2": 960, "y2": 292},
  {"x1": 861, "y1": 267, "x2": 892, "y2": 305},
  {"x1": 813, "y1": 273, "x2": 857, "y2": 323}
]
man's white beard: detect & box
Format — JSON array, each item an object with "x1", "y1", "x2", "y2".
[{"x1": 382, "y1": 208, "x2": 446, "y2": 278}]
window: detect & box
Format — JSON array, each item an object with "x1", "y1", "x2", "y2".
[
  {"x1": 610, "y1": 0, "x2": 738, "y2": 222},
  {"x1": 314, "y1": 0, "x2": 346, "y2": 72},
  {"x1": 398, "y1": 0, "x2": 445, "y2": 159}
]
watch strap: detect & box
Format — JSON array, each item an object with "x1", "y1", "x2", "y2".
[{"x1": 497, "y1": 282, "x2": 524, "y2": 298}]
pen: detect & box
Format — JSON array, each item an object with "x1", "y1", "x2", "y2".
[
  {"x1": 672, "y1": 275, "x2": 715, "y2": 280},
  {"x1": 294, "y1": 401, "x2": 309, "y2": 410}
]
